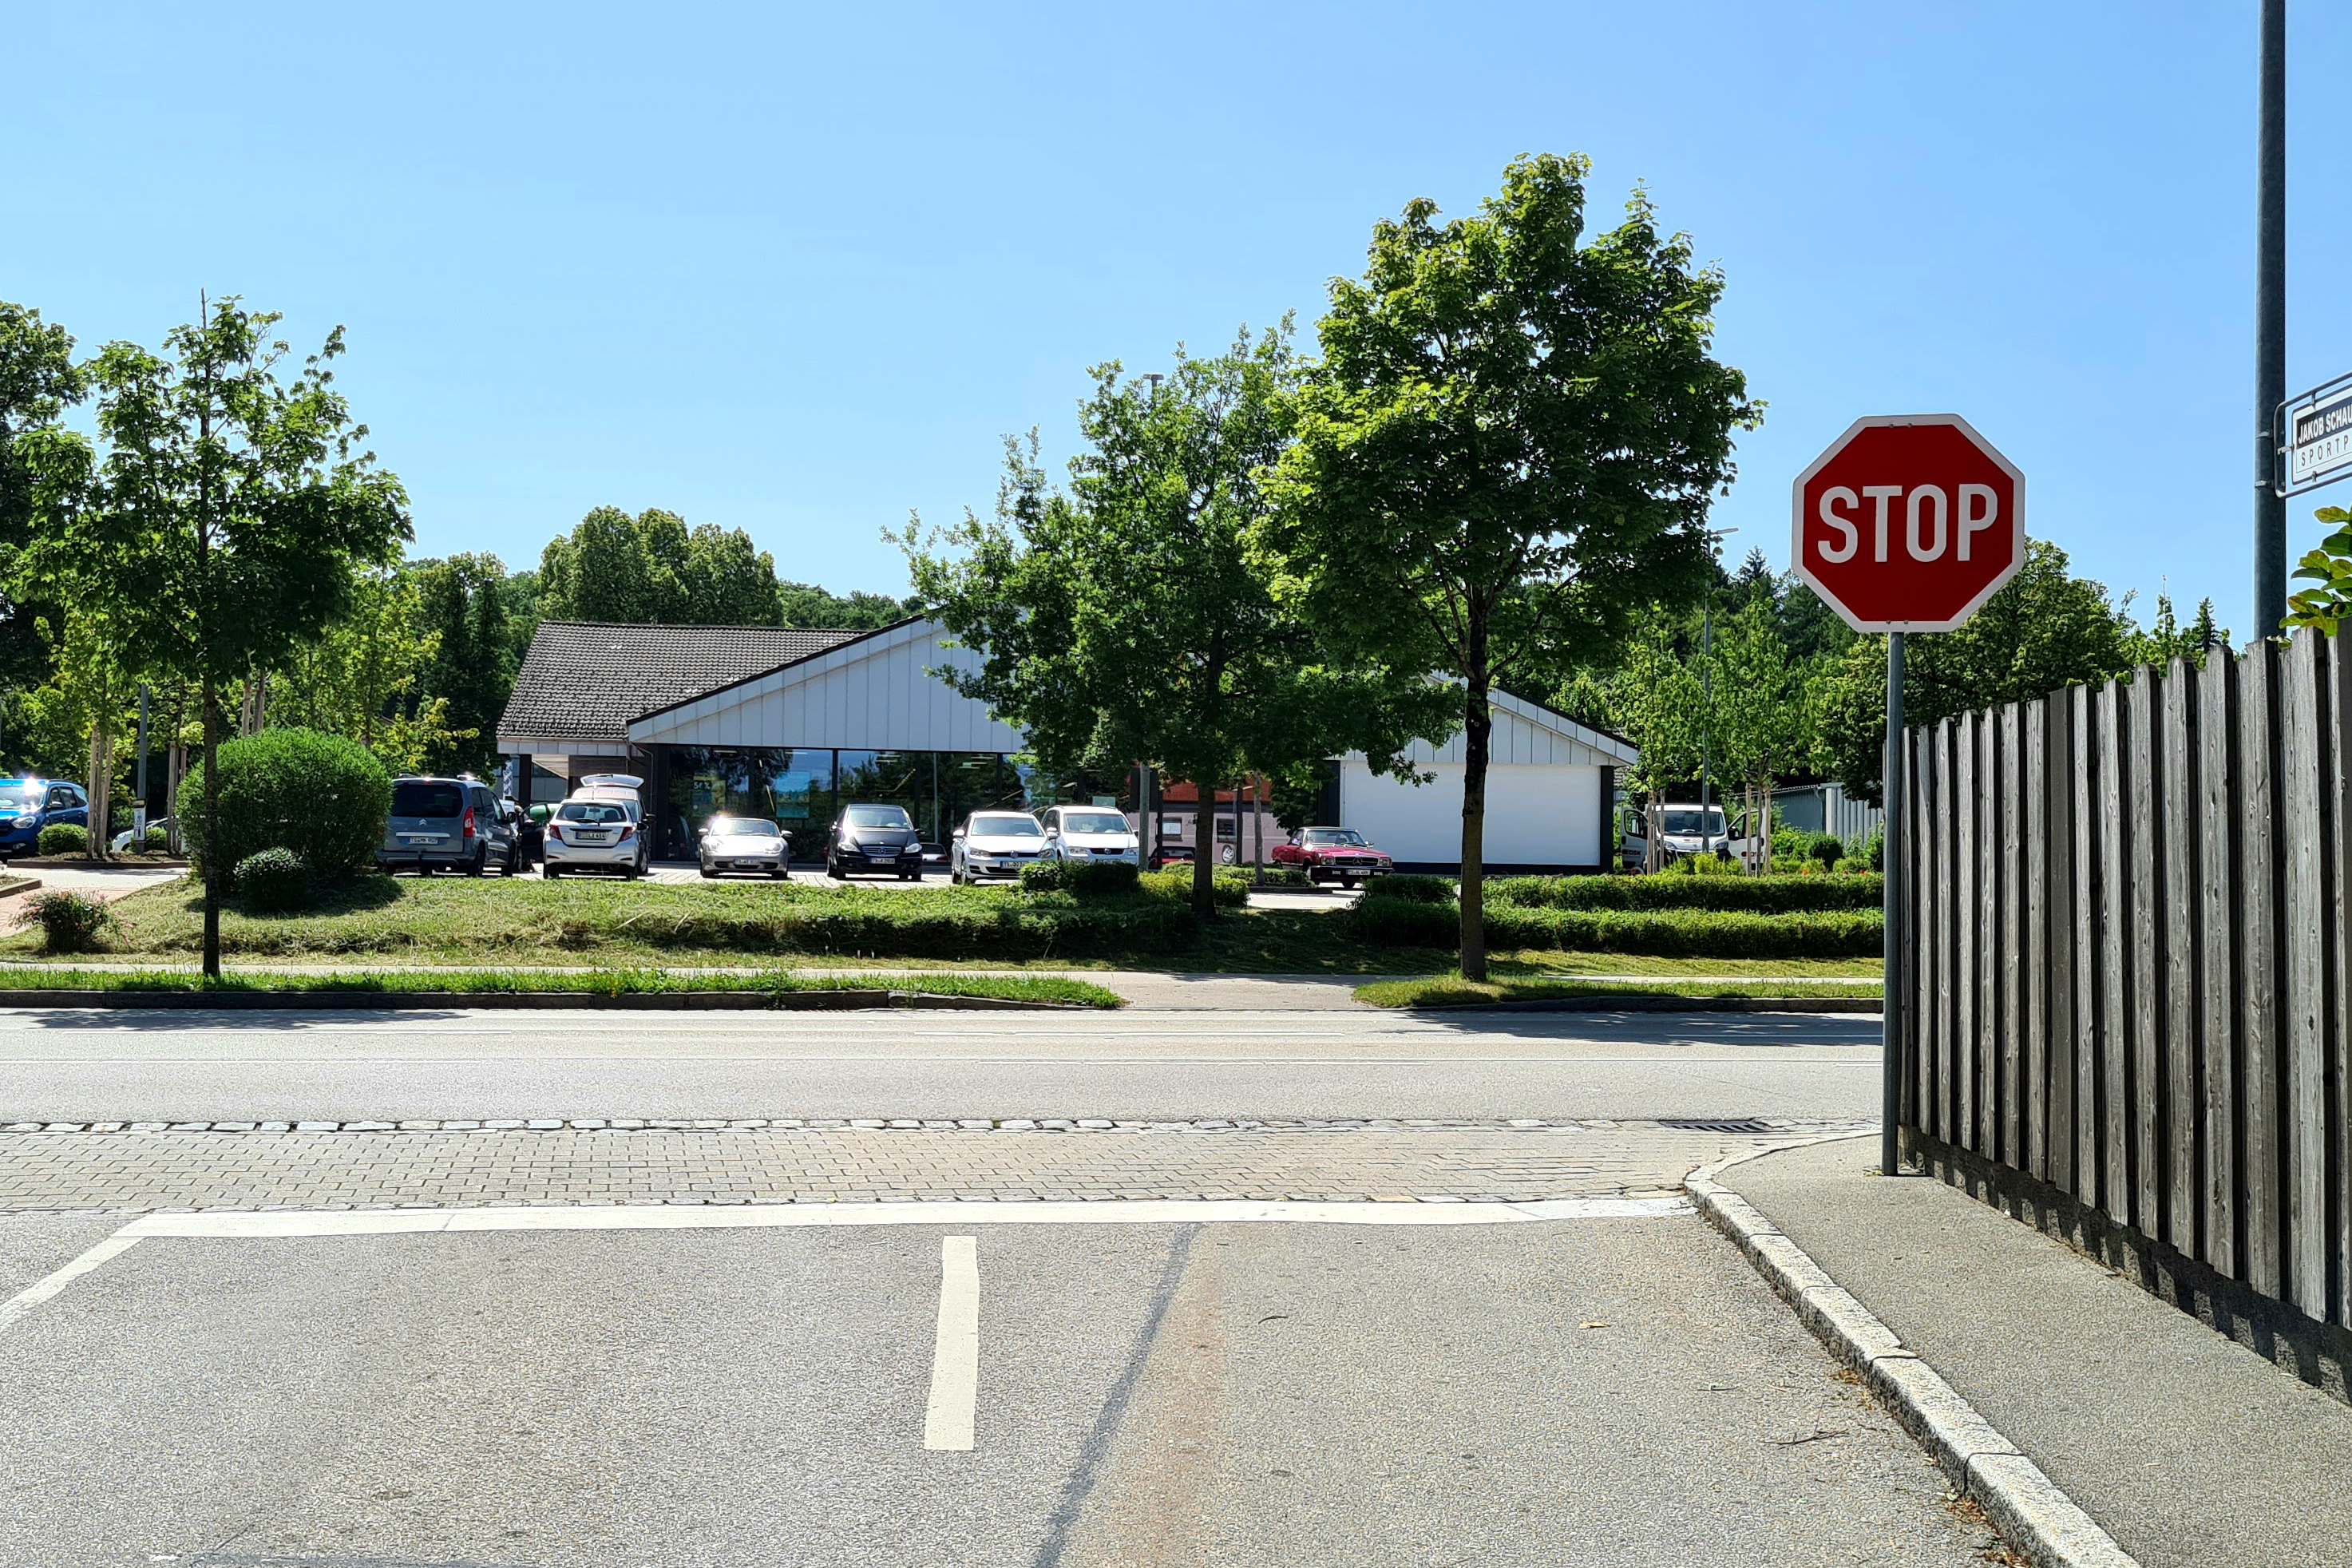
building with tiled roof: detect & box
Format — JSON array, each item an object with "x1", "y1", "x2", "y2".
[{"x1": 497, "y1": 616, "x2": 1633, "y2": 871}]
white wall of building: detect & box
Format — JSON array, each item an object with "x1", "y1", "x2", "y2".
[
  {"x1": 630, "y1": 622, "x2": 1023, "y2": 753},
  {"x1": 1339, "y1": 761, "x2": 1602, "y2": 868}
]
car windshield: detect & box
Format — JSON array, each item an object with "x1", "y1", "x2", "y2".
[
  {"x1": 1302, "y1": 830, "x2": 1366, "y2": 848},
  {"x1": 842, "y1": 805, "x2": 913, "y2": 830},
  {"x1": 1660, "y1": 809, "x2": 1725, "y2": 835},
  {"x1": 1059, "y1": 810, "x2": 1127, "y2": 835},
  {"x1": 392, "y1": 782, "x2": 465, "y2": 818},
  {"x1": 557, "y1": 802, "x2": 629, "y2": 824},
  {"x1": 968, "y1": 814, "x2": 1043, "y2": 837},
  {"x1": 711, "y1": 818, "x2": 781, "y2": 837}
]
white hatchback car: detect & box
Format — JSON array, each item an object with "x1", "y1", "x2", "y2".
[
  {"x1": 1039, "y1": 804, "x2": 1139, "y2": 867},
  {"x1": 542, "y1": 774, "x2": 649, "y2": 879},
  {"x1": 950, "y1": 810, "x2": 1047, "y2": 884}
]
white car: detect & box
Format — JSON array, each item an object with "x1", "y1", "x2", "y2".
[
  {"x1": 1039, "y1": 804, "x2": 1139, "y2": 867},
  {"x1": 544, "y1": 774, "x2": 649, "y2": 878},
  {"x1": 950, "y1": 810, "x2": 1047, "y2": 884},
  {"x1": 699, "y1": 815, "x2": 790, "y2": 879}
]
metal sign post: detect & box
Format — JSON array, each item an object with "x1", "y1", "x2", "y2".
[{"x1": 1881, "y1": 634, "x2": 1905, "y2": 1180}]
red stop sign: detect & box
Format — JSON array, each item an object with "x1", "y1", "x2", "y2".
[{"x1": 1791, "y1": 414, "x2": 2024, "y2": 632}]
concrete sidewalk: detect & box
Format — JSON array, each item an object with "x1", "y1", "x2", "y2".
[{"x1": 1719, "y1": 1138, "x2": 2352, "y2": 1568}]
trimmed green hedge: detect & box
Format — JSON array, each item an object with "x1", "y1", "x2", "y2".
[
  {"x1": 1347, "y1": 890, "x2": 1882, "y2": 956},
  {"x1": 182, "y1": 729, "x2": 391, "y2": 878},
  {"x1": 36, "y1": 823, "x2": 85, "y2": 856},
  {"x1": 1138, "y1": 867, "x2": 1249, "y2": 908},
  {"x1": 1362, "y1": 874, "x2": 1455, "y2": 905},
  {"x1": 1485, "y1": 873, "x2": 1883, "y2": 913},
  {"x1": 608, "y1": 900, "x2": 1199, "y2": 960}
]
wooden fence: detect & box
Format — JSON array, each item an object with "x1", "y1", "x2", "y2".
[{"x1": 1899, "y1": 626, "x2": 2351, "y2": 1335}]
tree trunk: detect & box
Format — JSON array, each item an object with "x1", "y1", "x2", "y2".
[
  {"x1": 201, "y1": 677, "x2": 223, "y2": 979},
  {"x1": 1459, "y1": 618, "x2": 1492, "y2": 981},
  {"x1": 1189, "y1": 781, "x2": 1218, "y2": 918},
  {"x1": 85, "y1": 723, "x2": 113, "y2": 862},
  {"x1": 166, "y1": 739, "x2": 184, "y2": 856},
  {"x1": 240, "y1": 669, "x2": 267, "y2": 736},
  {"x1": 1644, "y1": 793, "x2": 1664, "y2": 874},
  {"x1": 1249, "y1": 774, "x2": 1265, "y2": 883}
]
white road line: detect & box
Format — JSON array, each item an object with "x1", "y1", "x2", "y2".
[
  {"x1": 0, "y1": 1234, "x2": 141, "y2": 1336},
  {"x1": 120, "y1": 1195, "x2": 1690, "y2": 1239},
  {"x1": 924, "y1": 1236, "x2": 979, "y2": 1451}
]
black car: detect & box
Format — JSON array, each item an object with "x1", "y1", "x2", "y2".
[{"x1": 825, "y1": 802, "x2": 925, "y2": 880}]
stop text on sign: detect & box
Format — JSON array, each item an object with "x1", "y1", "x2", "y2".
[{"x1": 1792, "y1": 414, "x2": 2024, "y2": 633}]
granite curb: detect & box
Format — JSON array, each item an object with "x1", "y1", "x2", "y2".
[
  {"x1": 1, "y1": 1115, "x2": 1871, "y2": 1137},
  {"x1": 1686, "y1": 1136, "x2": 2137, "y2": 1568}
]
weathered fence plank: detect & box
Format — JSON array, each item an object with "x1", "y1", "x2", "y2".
[
  {"x1": 2072, "y1": 682, "x2": 2103, "y2": 1210},
  {"x1": 2160, "y1": 658, "x2": 2201, "y2": 1257},
  {"x1": 2022, "y1": 699, "x2": 2049, "y2": 1182},
  {"x1": 2097, "y1": 679, "x2": 2132, "y2": 1227},
  {"x1": 2239, "y1": 640, "x2": 2283, "y2": 1297},
  {"x1": 2001, "y1": 703, "x2": 2025, "y2": 1166},
  {"x1": 2198, "y1": 647, "x2": 2238, "y2": 1277},
  {"x1": 2127, "y1": 668, "x2": 2163, "y2": 1236},
  {"x1": 1934, "y1": 720, "x2": 1955, "y2": 1146},
  {"x1": 2045, "y1": 694, "x2": 2077, "y2": 1194},
  {"x1": 1914, "y1": 726, "x2": 1937, "y2": 1138},
  {"x1": 1957, "y1": 712, "x2": 1979, "y2": 1154},
  {"x1": 2279, "y1": 633, "x2": 2329, "y2": 1318},
  {"x1": 2329, "y1": 635, "x2": 2352, "y2": 1330}
]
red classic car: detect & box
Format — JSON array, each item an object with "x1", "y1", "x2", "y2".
[{"x1": 1271, "y1": 826, "x2": 1394, "y2": 885}]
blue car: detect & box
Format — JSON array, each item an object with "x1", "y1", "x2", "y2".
[{"x1": 0, "y1": 778, "x2": 89, "y2": 857}]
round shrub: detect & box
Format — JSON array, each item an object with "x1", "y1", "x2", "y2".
[
  {"x1": 1808, "y1": 835, "x2": 1843, "y2": 871},
  {"x1": 35, "y1": 823, "x2": 86, "y2": 857},
  {"x1": 16, "y1": 889, "x2": 117, "y2": 952},
  {"x1": 180, "y1": 729, "x2": 392, "y2": 879},
  {"x1": 235, "y1": 847, "x2": 311, "y2": 913}
]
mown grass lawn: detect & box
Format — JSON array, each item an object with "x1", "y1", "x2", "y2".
[
  {"x1": 3, "y1": 874, "x2": 1887, "y2": 980},
  {"x1": 0, "y1": 964, "x2": 1122, "y2": 1007}
]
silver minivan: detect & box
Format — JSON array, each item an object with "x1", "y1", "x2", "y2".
[{"x1": 378, "y1": 775, "x2": 524, "y2": 876}]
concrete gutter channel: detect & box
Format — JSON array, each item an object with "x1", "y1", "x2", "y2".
[{"x1": 1688, "y1": 1138, "x2": 2137, "y2": 1568}]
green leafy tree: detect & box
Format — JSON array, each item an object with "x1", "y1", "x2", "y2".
[
  {"x1": 905, "y1": 327, "x2": 1448, "y2": 916},
  {"x1": 540, "y1": 506, "x2": 656, "y2": 623},
  {"x1": 1259, "y1": 154, "x2": 1758, "y2": 976},
  {"x1": 2287, "y1": 506, "x2": 2352, "y2": 636},
  {"x1": 779, "y1": 580, "x2": 915, "y2": 629},
  {"x1": 276, "y1": 564, "x2": 467, "y2": 772},
  {"x1": 413, "y1": 553, "x2": 514, "y2": 774},
  {"x1": 0, "y1": 303, "x2": 83, "y2": 721},
  {"x1": 1709, "y1": 593, "x2": 1805, "y2": 871},
  {"x1": 1606, "y1": 612, "x2": 1706, "y2": 870},
  {"x1": 21, "y1": 297, "x2": 409, "y2": 974},
  {"x1": 684, "y1": 524, "x2": 786, "y2": 624}
]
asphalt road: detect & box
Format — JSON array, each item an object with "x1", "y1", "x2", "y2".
[
  {"x1": 0, "y1": 1008, "x2": 1883, "y2": 1124},
  {"x1": 0, "y1": 1210, "x2": 1994, "y2": 1567}
]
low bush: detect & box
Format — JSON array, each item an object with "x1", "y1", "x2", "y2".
[
  {"x1": 1347, "y1": 894, "x2": 1461, "y2": 947},
  {"x1": 1360, "y1": 873, "x2": 1455, "y2": 905},
  {"x1": 1484, "y1": 873, "x2": 1883, "y2": 913},
  {"x1": 1138, "y1": 867, "x2": 1249, "y2": 907},
  {"x1": 1808, "y1": 835, "x2": 1843, "y2": 870},
  {"x1": 1480, "y1": 905, "x2": 1883, "y2": 958},
  {"x1": 1857, "y1": 824, "x2": 1886, "y2": 872},
  {"x1": 36, "y1": 823, "x2": 86, "y2": 857},
  {"x1": 16, "y1": 889, "x2": 116, "y2": 952},
  {"x1": 1663, "y1": 852, "x2": 1740, "y2": 877},
  {"x1": 1251, "y1": 866, "x2": 1311, "y2": 888},
  {"x1": 1018, "y1": 859, "x2": 1142, "y2": 897},
  {"x1": 235, "y1": 848, "x2": 311, "y2": 913},
  {"x1": 180, "y1": 728, "x2": 392, "y2": 878}
]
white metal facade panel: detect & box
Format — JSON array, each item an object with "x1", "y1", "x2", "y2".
[
  {"x1": 628, "y1": 623, "x2": 1024, "y2": 753},
  {"x1": 1338, "y1": 762, "x2": 1601, "y2": 867},
  {"x1": 1351, "y1": 691, "x2": 1634, "y2": 770}
]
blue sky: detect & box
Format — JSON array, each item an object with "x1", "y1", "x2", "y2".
[{"x1": 12, "y1": 2, "x2": 2348, "y2": 636}]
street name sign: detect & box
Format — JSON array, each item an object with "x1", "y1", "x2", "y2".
[
  {"x1": 1791, "y1": 414, "x2": 2025, "y2": 633},
  {"x1": 2278, "y1": 373, "x2": 2352, "y2": 497}
]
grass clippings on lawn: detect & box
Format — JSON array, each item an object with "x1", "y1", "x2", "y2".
[{"x1": 0, "y1": 965, "x2": 1123, "y2": 1008}]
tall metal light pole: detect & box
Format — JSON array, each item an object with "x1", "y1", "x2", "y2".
[{"x1": 2255, "y1": 0, "x2": 2287, "y2": 635}]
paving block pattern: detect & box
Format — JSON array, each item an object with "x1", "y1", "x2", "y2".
[{"x1": 0, "y1": 1119, "x2": 1868, "y2": 1213}]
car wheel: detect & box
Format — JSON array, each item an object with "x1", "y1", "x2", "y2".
[
  {"x1": 466, "y1": 847, "x2": 486, "y2": 878},
  {"x1": 826, "y1": 858, "x2": 844, "y2": 880},
  {"x1": 543, "y1": 865, "x2": 560, "y2": 879},
  {"x1": 699, "y1": 864, "x2": 716, "y2": 879},
  {"x1": 769, "y1": 861, "x2": 786, "y2": 880}
]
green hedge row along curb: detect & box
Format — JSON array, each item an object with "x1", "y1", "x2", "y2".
[
  {"x1": 1348, "y1": 897, "x2": 1883, "y2": 958},
  {"x1": 1483, "y1": 873, "x2": 1884, "y2": 914},
  {"x1": 0, "y1": 988, "x2": 1098, "y2": 1012}
]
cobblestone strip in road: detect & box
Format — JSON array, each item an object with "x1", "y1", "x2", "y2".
[{"x1": 0, "y1": 1119, "x2": 1868, "y2": 1213}]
